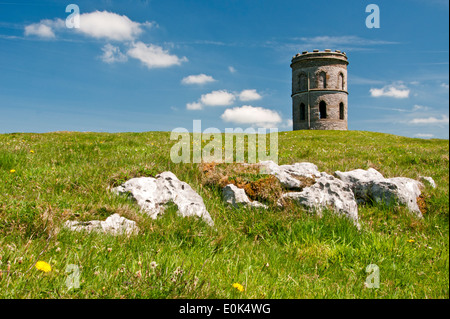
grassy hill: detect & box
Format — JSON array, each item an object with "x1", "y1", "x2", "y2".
[{"x1": 0, "y1": 130, "x2": 448, "y2": 298}]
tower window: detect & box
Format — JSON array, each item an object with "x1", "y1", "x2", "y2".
[
  {"x1": 338, "y1": 73, "x2": 345, "y2": 90},
  {"x1": 319, "y1": 101, "x2": 327, "y2": 119},
  {"x1": 339, "y1": 102, "x2": 345, "y2": 120},
  {"x1": 318, "y1": 71, "x2": 327, "y2": 89},
  {"x1": 300, "y1": 103, "x2": 306, "y2": 120}
]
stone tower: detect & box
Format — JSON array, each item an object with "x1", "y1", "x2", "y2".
[{"x1": 291, "y1": 49, "x2": 348, "y2": 130}]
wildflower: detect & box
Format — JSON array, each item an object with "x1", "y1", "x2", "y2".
[
  {"x1": 35, "y1": 261, "x2": 52, "y2": 273},
  {"x1": 150, "y1": 261, "x2": 157, "y2": 269},
  {"x1": 193, "y1": 276, "x2": 199, "y2": 287},
  {"x1": 30, "y1": 150, "x2": 35, "y2": 153},
  {"x1": 407, "y1": 239, "x2": 415, "y2": 243},
  {"x1": 107, "y1": 247, "x2": 112, "y2": 252},
  {"x1": 174, "y1": 267, "x2": 184, "y2": 276},
  {"x1": 135, "y1": 270, "x2": 142, "y2": 278},
  {"x1": 10, "y1": 169, "x2": 16, "y2": 173},
  {"x1": 232, "y1": 282, "x2": 245, "y2": 292}
]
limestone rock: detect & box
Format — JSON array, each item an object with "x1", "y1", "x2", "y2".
[
  {"x1": 420, "y1": 176, "x2": 437, "y2": 189},
  {"x1": 222, "y1": 184, "x2": 268, "y2": 209},
  {"x1": 279, "y1": 174, "x2": 359, "y2": 227},
  {"x1": 334, "y1": 168, "x2": 385, "y2": 204},
  {"x1": 259, "y1": 160, "x2": 321, "y2": 189},
  {"x1": 335, "y1": 168, "x2": 424, "y2": 217},
  {"x1": 65, "y1": 213, "x2": 139, "y2": 235},
  {"x1": 113, "y1": 172, "x2": 214, "y2": 226}
]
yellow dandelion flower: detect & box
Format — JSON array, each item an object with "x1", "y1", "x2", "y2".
[
  {"x1": 35, "y1": 261, "x2": 52, "y2": 273},
  {"x1": 407, "y1": 239, "x2": 415, "y2": 243},
  {"x1": 30, "y1": 150, "x2": 35, "y2": 153},
  {"x1": 10, "y1": 169, "x2": 16, "y2": 173},
  {"x1": 232, "y1": 283, "x2": 244, "y2": 292}
]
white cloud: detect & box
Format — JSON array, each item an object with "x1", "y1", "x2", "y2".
[
  {"x1": 370, "y1": 83, "x2": 410, "y2": 98},
  {"x1": 228, "y1": 66, "x2": 237, "y2": 73},
  {"x1": 280, "y1": 119, "x2": 293, "y2": 129},
  {"x1": 412, "y1": 104, "x2": 430, "y2": 111},
  {"x1": 441, "y1": 83, "x2": 449, "y2": 89},
  {"x1": 127, "y1": 41, "x2": 187, "y2": 69},
  {"x1": 200, "y1": 90, "x2": 236, "y2": 106},
  {"x1": 186, "y1": 102, "x2": 203, "y2": 110},
  {"x1": 221, "y1": 105, "x2": 282, "y2": 128},
  {"x1": 186, "y1": 89, "x2": 266, "y2": 110},
  {"x1": 414, "y1": 133, "x2": 434, "y2": 138},
  {"x1": 24, "y1": 18, "x2": 64, "y2": 38},
  {"x1": 100, "y1": 44, "x2": 128, "y2": 63},
  {"x1": 23, "y1": 11, "x2": 187, "y2": 72},
  {"x1": 24, "y1": 11, "x2": 154, "y2": 42},
  {"x1": 278, "y1": 35, "x2": 399, "y2": 53},
  {"x1": 409, "y1": 115, "x2": 449, "y2": 124},
  {"x1": 294, "y1": 35, "x2": 398, "y2": 47},
  {"x1": 181, "y1": 74, "x2": 216, "y2": 85},
  {"x1": 239, "y1": 89, "x2": 262, "y2": 102},
  {"x1": 77, "y1": 11, "x2": 152, "y2": 41},
  {"x1": 24, "y1": 23, "x2": 55, "y2": 38}
]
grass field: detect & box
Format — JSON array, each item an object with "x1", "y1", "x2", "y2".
[{"x1": 0, "y1": 130, "x2": 448, "y2": 298}]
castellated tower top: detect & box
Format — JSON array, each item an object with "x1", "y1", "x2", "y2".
[
  {"x1": 291, "y1": 49, "x2": 348, "y2": 64},
  {"x1": 291, "y1": 49, "x2": 349, "y2": 131}
]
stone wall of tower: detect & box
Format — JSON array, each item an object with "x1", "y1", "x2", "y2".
[{"x1": 291, "y1": 50, "x2": 349, "y2": 131}]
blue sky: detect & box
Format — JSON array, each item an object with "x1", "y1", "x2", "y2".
[{"x1": 0, "y1": 0, "x2": 448, "y2": 138}]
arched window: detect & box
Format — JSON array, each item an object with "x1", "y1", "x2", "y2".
[
  {"x1": 319, "y1": 101, "x2": 327, "y2": 119},
  {"x1": 318, "y1": 71, "x2": 327, "y2": 89},
  {"x1": 299, "y1": 73, "x2": 307, "y2": 91},
  {"x1": 300, "y1": 103, "x2": 306, "y2": 121},
  {"x1": 339, "y1": 102, "x2": 345, "y2": 120},
  {"x1": 338, "y1": 73, "x2": 345, "y2": 90}
]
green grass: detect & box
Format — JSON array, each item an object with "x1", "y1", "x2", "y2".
[{"x1": 0, "y1": 130, "x2": 448, "y2": 298}]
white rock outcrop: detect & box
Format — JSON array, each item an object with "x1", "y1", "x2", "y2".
[
  {"x1": 113, "y1": 172, "x2": 214, "y2": 226},
  {"x1": 259, "y1": 160, "x2": 321, "y2": 189},
  {"x1": 222, "y1": 184, "x2": 268, "y2": 209},
  {"x1": 279, "y1": 174, "x2": 360, "y2": 228},
  {"x1": 64, "y1": 213, "x2": 139, "y2": 235},
  {"x1": 420, "y1": 176, "x2": 437, "y2": 189},
  {"x1": 262, "y1": 161, "x2": 427, "y2": 225},
  {"x1": 335, "y1": 168, "x2": 424, "y2": 217}
]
